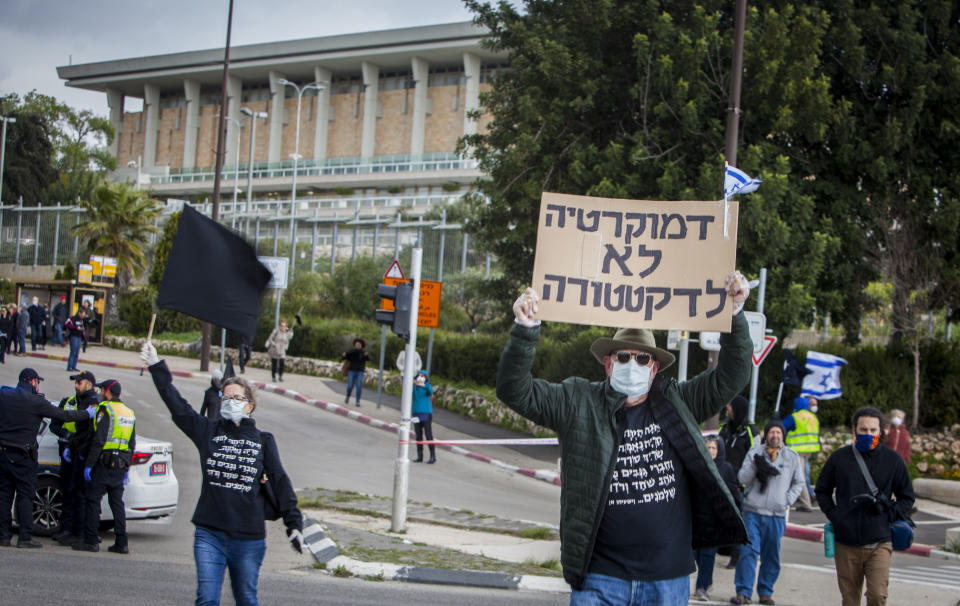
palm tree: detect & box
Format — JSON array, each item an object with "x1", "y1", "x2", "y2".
[{"x1": 73, "y1": 182, "x2": 162, "y2": 321}]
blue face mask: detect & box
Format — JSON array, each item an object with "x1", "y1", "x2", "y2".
[{"x1": 854, "y1": 433, "x2": 879, "y2": 452}]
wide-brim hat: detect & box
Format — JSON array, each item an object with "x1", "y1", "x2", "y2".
[{"x1": 590, "y1": 327, "x2": 676, "y2": 370}]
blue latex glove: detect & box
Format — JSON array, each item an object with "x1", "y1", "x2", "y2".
[
  {"x1": 124, "y1": 472, "x2": 129, "y2": 486},
  {"x1": 62, "y1": 448, "x2": 72, "y2": 463},
  {"x1": 86, "y1": 406, "x2": 96, "y2": 419},
  {"x1": 83, "y1": 467, "x2": 92, "y2": 483}
]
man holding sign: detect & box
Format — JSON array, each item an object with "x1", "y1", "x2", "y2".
[{"x1": 498, "y1": 266, "x2": 753, "y2": 604}]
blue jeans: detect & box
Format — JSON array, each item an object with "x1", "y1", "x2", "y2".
[
  {"x1": 67, "y1": 335, "x2": 82, "y2": 369},
  {"x1": 804, "y1": 456, "x2": 814, "y2": 498},
  {"x1": 17, "y1": 329, "x2": 26, "y2": 353},
  {"x1": 570, "y1": 573, "x2": 689, "y2": 606},
  {"x1": 194, "y1": 526, "x2": 266, "y2": 606},
  {"x1": 694, "y1": 547, "x2": 718, "y2": 591},
  {"x1": 346, "y1": 369, "x2": 363, "y2": 403},
  {"x1": 54, "y1": 322, "x2": 64, "y2": 346},
  {"x1": 734, "y1": 511, "x2": 785, "y2": 599}
]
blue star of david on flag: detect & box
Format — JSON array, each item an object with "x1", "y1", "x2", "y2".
[{"x1": 800, "y1": 351, "x2": 848, "y2": 400}]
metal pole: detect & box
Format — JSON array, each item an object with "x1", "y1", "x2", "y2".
[
  {"x1": 392, "y1": 247, "x2": 422, "y2": 533},
  {"x1": 330, "y1": 214, "x2": 338, "y2": 274},
  {"x1": 310, "y1": 209, "x2": 318, "y2": 273},
  {"x1": 289, "y1": 90, "x2": 302, "y2": 281},
  {"x1": 33, "y1": 204, "x2": 41, "y2": 266},
  {"x1": 376, "y1": 325, "x2": 387, "y2": 409},
  {"x1": 351, "y1": 202, "x2": 359, "y2": 261},
  {"x1": 272, "y1": 202, "x2": 280, "y2": 256},
  {"x1": 15, "y1": 197, "x2": 23, "y2": 265},
  {"x1": 725, "y1": 0, "x2": 747, "y2": 167},
  {"x1": 747, "y1": 267, "x2": 767, "y2": 424},
  {"x1": 52, "y1": 203, "x2": 61, "y2": 265},
  {"x1": 461, "y1": 231, "x2": 468, "y2": 272},
  {"x1": 677, "y1": 332, "x2": 689, "y2": 382},
  {"x1": 274, "y1": 288, "x2": 282, "y2": 331},
  {"x1": 220, "y1": 328, "x2": 227, "y2": 371}
]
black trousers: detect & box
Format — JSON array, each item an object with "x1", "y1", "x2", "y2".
[
  {"x1": 58, "y1": 454, "x2": 86, "y2": 536},
  {"x1": 238, "y1": 343, "x2": 252, "y2": 372},
  {"x1": 271, "y1": 357, "x2": 285, "y2": 380},
  {"x1": 83, "y1": 465, "x2": 127, "y2": 547},
  {"x1": 414, "y1": 415, "x2": 435, "y2": 459},
  {"x1": 0, "y1": 447, "x2": 38, "y2": 541}
]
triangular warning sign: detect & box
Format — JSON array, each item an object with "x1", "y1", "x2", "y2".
[
  {"x1": 384, "y1": 260, "x2": 405, "y2": 279},
  {"x1": 752, "y1": 335, "x2": 778, "y2": 367}
]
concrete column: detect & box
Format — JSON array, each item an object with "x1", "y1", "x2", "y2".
[
  {"x1": 313, "y1": 66, "x2": 331, "y2": 161},
  {"x1": 226, "y1": 75, "x2": 243, "y2": 169},
  {"x1": 268, "y1": 71, "x2": 287, "y2": 165},
  {"x1": 462, "y1": 52, "x2": 481, "y2": 139},
  {"x1": 182, "y1": 79, "x2": 200, "y2": 169},
  {"x1": 361, "y1": 62, "x2": 379, "y2": 159},
  {"x1": 106, "y1": 88, "x2": 124, "y2": 159},
  {"x1": 410, "y1": 57, "x2": 429, "y2": 156},
  {"x1": 143, "y1": 83, "x2": 160, "y2": 168}
]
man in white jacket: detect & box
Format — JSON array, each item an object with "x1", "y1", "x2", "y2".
[{"x1": 730, "y1": 419, "x2": 804, "y2": 605}]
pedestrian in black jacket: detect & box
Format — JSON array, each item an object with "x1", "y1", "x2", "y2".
[
  {"x1": 49, "y1": 369, "x2": 100, "y2": 545},
  {"x1": 200, "y1": 369, "x2": 223, "y2": 420},
  {"x1": 141, "y1": 342, "x2": 304, "y2": 605},
  {"x1": 693, "y1": 435, "x2": 742, "y2": 601},
  {"x1": 0, "y1": 368, "x2": 94, "y2": 547},
  {"x1": 815, "y1": 406, "x2": 914, "y2": 606},
  {"x1": 719, "y1": 395, "x2": 760, "y2": 474}
]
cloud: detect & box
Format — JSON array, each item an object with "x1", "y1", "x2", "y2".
[{"x1": 0, "y1": 0, "x2": 474, "y2": 115}]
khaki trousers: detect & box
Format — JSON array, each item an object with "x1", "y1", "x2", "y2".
[
  {"x1": 834, "y1": 541, "x2": 893, "y2": 606},
  {"x1": 796, "y1": 451, "x2": 813, "y2": 508}
]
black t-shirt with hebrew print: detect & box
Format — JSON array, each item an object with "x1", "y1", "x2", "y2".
[{"x1": 588, "y1": 401, "x2": 694, "y2": 581}]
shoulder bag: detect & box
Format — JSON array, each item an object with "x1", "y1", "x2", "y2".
[{"x1": 851, "y1": 447, "x2": 914, "y2": 551}]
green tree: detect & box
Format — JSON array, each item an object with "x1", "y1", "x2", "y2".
[
  {"x1": 73, "y1": 183, "x2": 162, "y2": 321},
  {"x1": 0, "y1": 102, "x2": 56, "y2": 204},
  {"x1": 462, "y1": 0, "x2": 844, "y2": 334},
  {"x1": 1, "y1": 91, "x2": 115, "y2": 205}
]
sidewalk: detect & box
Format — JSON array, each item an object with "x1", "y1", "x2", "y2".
[{"x1": 22, "y1": 345, "x2": 960, "y2": 601}]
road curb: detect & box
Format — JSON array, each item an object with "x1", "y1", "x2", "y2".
[{"x1": 783, "y1": 521, "x2": 956, "y2": 559}]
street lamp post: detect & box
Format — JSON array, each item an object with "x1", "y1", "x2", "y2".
[
  {"x1": 0, "y1": 116, "x2": 17, "y2": 204},
  {"x1": 277, "y1": 79, "x2": 325, "y2": 280},
  {"x1": 218, "y1": 115, "x2": 244, "y2": 229},
  {"x1": 240, "y1": 107, "x2": 268, "y2": 224}
]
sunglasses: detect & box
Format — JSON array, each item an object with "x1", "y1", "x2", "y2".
[{"x1": 614, "y1": 351, "x2": 654, "y2": 365}]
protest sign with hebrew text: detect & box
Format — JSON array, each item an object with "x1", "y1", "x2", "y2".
[{"x1": 531, "y1": 192, "x2": 739, "y2": 331}]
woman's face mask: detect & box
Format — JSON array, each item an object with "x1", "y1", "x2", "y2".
[
  {"x1": 891, "y1": 416, "x2": 903, "y2": 426},
  {"x1": 221, "y1": 396, "x2": 249, "y2": 423},
  {"x1": 610, "y1": 360, "x2": 652, "y2": 398}
]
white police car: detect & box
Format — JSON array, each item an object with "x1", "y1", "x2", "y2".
[{"x1": 32, "y1": 419, "x2": 178, "y2": 535}]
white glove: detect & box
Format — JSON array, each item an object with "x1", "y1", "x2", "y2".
[
  {"x1": 140, "y1": 342, "x2": 159, "y2": 366},
  {"x1": 725, "y1": 270, "x2": 751, "y2": 315},
  {"x1": 512, "y1": 287, "x2": 541, "y2": 328},
  {"x1": 287, "y1": 528, "x2": 305, "y2": 554}
]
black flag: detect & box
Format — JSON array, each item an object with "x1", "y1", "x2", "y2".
[
  {"x1": 157, "y1": 205, "x2": 272, "y2": 340},
  {"x1": 781, "y1": 349, "x2": 811, "y2": 386}
]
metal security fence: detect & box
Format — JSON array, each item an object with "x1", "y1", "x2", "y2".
[{"x1": 0, "y1": 196, "x2": 494, "y2": 281}]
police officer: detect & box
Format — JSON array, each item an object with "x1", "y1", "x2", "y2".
[
  {"x1": 784, "y1": 395, "x2": 821, "y2": 512},
  {"x1": 0, "y1": 368, "x2": 95, "y2": 547},
  {"x1": 49, "y1": 369, "x2": 100, "y2": 545},
  {"x1": 73, "y1": 379, "x2": 135, "y2": 554}
]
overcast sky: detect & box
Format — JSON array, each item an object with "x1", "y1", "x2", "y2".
[{"x1": 0, "y1": 0, "x2": 476, "y2": 115}]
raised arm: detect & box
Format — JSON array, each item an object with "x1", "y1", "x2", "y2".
[{"x1": 141, "y1": 342, "x2": 210, "y2": 447}]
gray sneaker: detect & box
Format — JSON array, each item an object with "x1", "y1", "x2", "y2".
[{"x1": 693, "y1": 589, "x2": 709, "y2": 601}]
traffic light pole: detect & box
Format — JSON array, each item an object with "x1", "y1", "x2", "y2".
[{"x1": 391, "y1": 248, "x2": 422, "y2": 533}]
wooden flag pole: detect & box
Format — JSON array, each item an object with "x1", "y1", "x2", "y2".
[{"x1": 147, "y1": 313, "x2": 157, "y2": 343}]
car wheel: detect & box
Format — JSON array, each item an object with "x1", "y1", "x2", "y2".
[{"x1": 32, "y1": 476, "x2": 63, "y2": 537}]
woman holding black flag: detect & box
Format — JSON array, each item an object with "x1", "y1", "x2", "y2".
[{"x1": 140, "y1": 341, "x2": 304, "y2": 606}]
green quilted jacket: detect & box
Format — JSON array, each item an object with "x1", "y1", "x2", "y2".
[{"x1": 496, "y1": 312, "x2": 753, "y2": 589}]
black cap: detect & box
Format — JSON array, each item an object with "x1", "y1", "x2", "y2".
[
  {"x1": 96, "y1": 379, "x2": 121, "y2": 397},
  {"x1": 19, "y1": 368, "x2": 44, "y2": 383},
  {"x1": 69, "y1": 370, "x2": 97, "y2": 384}
]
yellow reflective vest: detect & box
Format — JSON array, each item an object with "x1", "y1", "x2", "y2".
[
  {"x1": 785, "y1": 409, "x2": 820, "y2": 453},
  {"x1": 93, "y1": 400, "x2": 135, "y2": 452},
  {"x1": 62, "y1": 395, "x2": 79, "y2": 434}
]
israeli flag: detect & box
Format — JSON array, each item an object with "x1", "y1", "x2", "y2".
[
  {"x1": 724, "y1": 164, "x2": 762, "y2": 197},
  {"x1": 801, "y1": 351, "x2": 848, "y2": 400}
]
